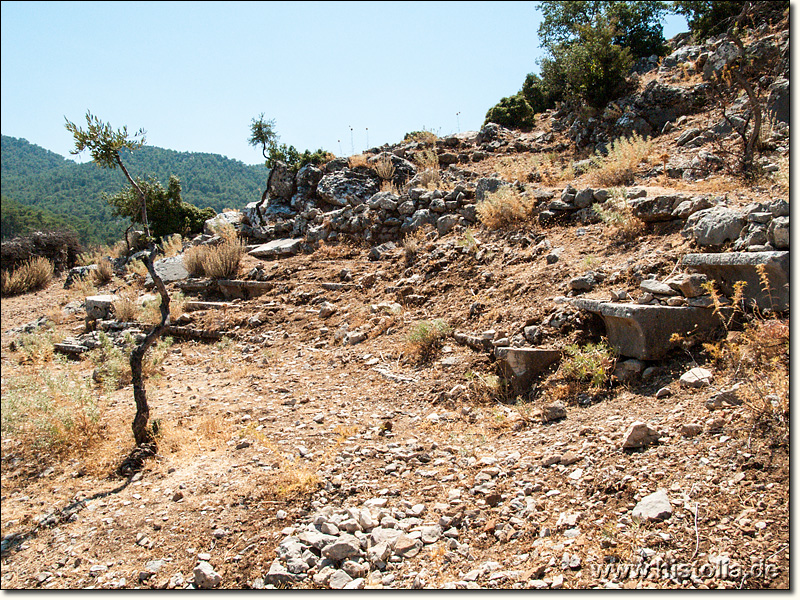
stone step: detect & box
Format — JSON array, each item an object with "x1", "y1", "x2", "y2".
[
  {"x1": 216, "y1": 280, "x2": 276, "y2": 300},
  {"x1": 183, "y1": 301, "x2": 233, "y2": 312},
  {"x1": 248, "y1": 238, "x2": 304, "y2": 259},
  {"x1": 570, "y1": 298, "x2": 724, "y2": 360},
  {"x1": 681, "y1": 251, "x2": 789, "y2": 312}
]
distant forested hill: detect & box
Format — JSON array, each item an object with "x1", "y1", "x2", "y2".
[{"x1": 1, "y1": 136, "x2": 268, "y2": 245}]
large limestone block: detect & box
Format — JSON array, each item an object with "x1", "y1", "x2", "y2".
[
  {"x1": 248, "y1": 238, "x2": 304, "y2": 259},
  {"x1": 571, "y1": 299, "x2": 723, "y2": 360},
  {"x1": 681, "y1": 251, "x2": 789, "y2": 312},
  {"x1": 495, "y1": 347, "x2": 562, "y2": 392}
]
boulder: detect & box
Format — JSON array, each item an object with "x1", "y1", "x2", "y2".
[
  {"x1": 768, "y1": 216, "x2": 789, "y2": 249},
  {"x1": 144, "y1": 255, "x2": 189, "y2": 286},
  {"x1": 85, "y1": 295, "x2": 118, "y2": 321},
  {"x1": 766, "y1": 78, "x2": 790, "y2": 125},
  {"x1": 436, "y1": 214, "x2": 460, "y2": 236},
  {"x1": 203, "y1": 210, "x2": 241, "y2": 236},
  {"x1": 267, "y1": 161, "x2": 295, "y2": 200},
  {"x1": 249, "y1": 238, "x2": 304, "y2": 259},
  {"x1": 681, "y1": 206, "x2": 746, "y2": 247},
  {"x1": 475, "y1": 177, "x2": 508, "y2": 203},
  {"x1": 630, "y1": 195, "x2": 684, "y2": 222}
]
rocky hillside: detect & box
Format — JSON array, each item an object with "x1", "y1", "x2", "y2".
[{"x1": 0, "y1": 23, "x2": 789, "y2": 590}]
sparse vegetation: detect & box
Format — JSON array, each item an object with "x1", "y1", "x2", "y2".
[
  {"x1": 1, "y1": 256, "x2": 54, "y2": 296},
  {"x1": 93, "y1": 257, "x2": 114, "y2": 285},
  {"x1": 590, "y1": 132, "x2": 654, "y2": 186},
  {"x1": 477, "y1": 186, "x2": 536, "y2": 229},
  {"x1": 595, "y1": 189, "x2": 645, "y2": 241},
  {"x1": 348, "y1": 154, "x2": 370, "y2": 169},
  {"x1": 403, "y1": 130, "x2": 438, "y2": 145},
  {"x1": 201, "y1": 237, "x2": 245, "y2": 280},
  {"x1": 1, "y1": 363, "x2": 101, "y2": 452},
  {"x1": 560, "y1": 341, "x2": 617, "y2": 389},
  {"x1": 374, "y1": 153, "x2": 395, "y2": 181},
  {"x1": 406, "y1": 319, "x2": 452, "y2": 363},
  {"x1": 412, "y1": 149, "x2": 440, "y2": 189}
]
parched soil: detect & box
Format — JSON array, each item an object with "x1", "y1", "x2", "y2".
[{"x1": 0, "y1": 209, "x2": 789, "y2": 589}]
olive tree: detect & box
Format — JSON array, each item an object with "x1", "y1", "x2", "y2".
[
  {"x1": 65, "y1": 111, "x2": 169, "y2": 452},
  {"x1": 248, "y1": 113, "x2": 279, "y2": 161}
]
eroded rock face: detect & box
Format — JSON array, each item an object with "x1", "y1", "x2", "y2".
[
  {"x1": 682, "y1": 206, "x2": 746, "y2": 247},
  {"x1": 317, "y1": 169, "x2": 381, "y2": 207},
  {"x1": 268, "y1": 161, "x2": 295, "y2": 200}
]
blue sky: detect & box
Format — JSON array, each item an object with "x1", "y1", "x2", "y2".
[{"x1": 1, "y1": 1, "x2": 689, "y2": 165}]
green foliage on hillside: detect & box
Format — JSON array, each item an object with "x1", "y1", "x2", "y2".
[
  {"x1": 106, "y1": 175, "x2": 216, "y2": 240},
  {"x1": 672, "y1": 1, "x2": 788, "y2": 40},
  {"x1": 267, "y1": 144, "x2": 334, "y2": 174},
  {"x1": 1, "y1": 196, "x2": 95, "y2": 242},
  {"x1": 484, "y1": 93, "x2": 536, "y2": 129},
  {"x1": 538, "y1": 1, "x2": 668, "y2": 59},
  {"x1": 483, "y1": 1, "x2": 667, "y2": 126},
  {"x1": 543, "y1": 17, "x2": 635, "y2": 109},
  {"x1": 1, "y1": 136, "x2": 268, "y2": 245}
]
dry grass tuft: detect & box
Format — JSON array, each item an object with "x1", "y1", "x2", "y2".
[
  {"x1": 161, "y1": 233, "x2": 184, "y2": 257},
  {"x1": 183, "y1": 238, "x2": 245, "y2": 280},
  {"x1": 125, "y1": 258, "x2": 149, "y2": 279},
  {"x1": 413, "y1": 149, "x2": 440, "y2": 189},
  {"x1": 92, "y1": 257, "x2": 114, "y2": 285},
  {"x1": 595, "y1": 190, "x2": 646, "y2": 242},
  {"x1": 1, "y1": 256, "x2": 54, "y2": 296},
  {"x1": 111, "y1": 288, "x2": 140, "y2": 322},
  {"x1": 203, "y1": 237, "x2": 245, "y2": 279},
  {"x1": 374, "y1": 153, "x2": 395, "y2": 181},
  {"x1": 183, "y1": 245, "x2": 206, "y2": 277},
  {"x1": 477, "y1": 186, "x2": 536, "y2": 229},
  {"x1": 69, "y1": 274, "x2": 97, "y2": 299},
  {"x1": 590, "y1": 133, "x2": 654, "y2": 186},
  {"x1": 1, "y1": 364, "x2": 103, "y2": 455},
  {"x1": 312, "y1": 240, "x2": 357, "y2": 260},
  {"x1": 405, "y1": 130, "x2": 438, "y2": 145},
  {"x1": 406, "y1": 319, "x2": 452, "y2": 363},
  {"x1": 348, "y1": 154, "x2": 370, "y2": 169},
  {"x1": 402, "y1": 228, "x2": 427, "y2": 266}
]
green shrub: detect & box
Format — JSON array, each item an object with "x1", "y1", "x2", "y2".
[
  {"x1": 88, "y1": 331, "x2": 173, "y2": 392},
  {"x1": 554, "y1": 18, "x2": 634, "y2": 109},
  {"x1": 267, "y1": 144, "x2": 334, "y2": 173},
  {"x1": 538, "y1": 1, "x2": 667, "y2": 59},
  {"x1": 484, "y1": 93, "x2": 536, "y2": 130},
  {"x1": 672, "y1": 1, "x2": 787, "y2": 40},
  {"x1": 560, "y1": 341, "x2": 617, "y2": 388},
  {"x1": 521, "y1": 73, "x2": 551, "y2": 114},
  {"x1": 106, "y1": 174, "x2": 215, "y2": 240},
  {"x1": 406, "y1": 319, "x2": 452, "y2": 363}
]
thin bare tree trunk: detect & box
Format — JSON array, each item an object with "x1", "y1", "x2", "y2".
[
  {"x1": 129, "y1": 245, "x2": 170, "y2": 447},
  {"x1": 116, "y1": 157, "x2": 151, "y2": 238}
]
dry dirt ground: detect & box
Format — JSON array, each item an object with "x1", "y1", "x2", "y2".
[{"x1": 0, "y1": 195, "x2": 789, "y2": 589}]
